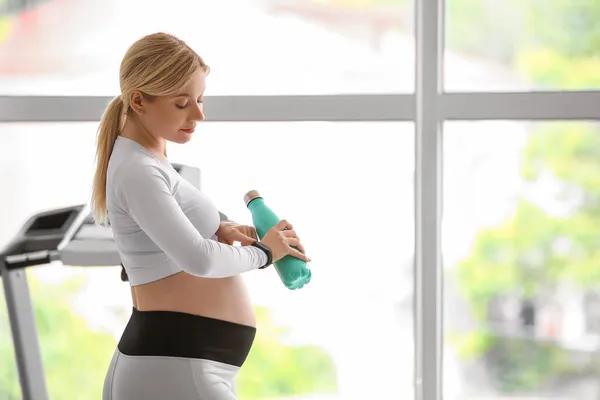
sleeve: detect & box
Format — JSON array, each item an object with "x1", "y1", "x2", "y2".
[{"x1": 116, "y1": 163, "x2": 267, "y2": 278}]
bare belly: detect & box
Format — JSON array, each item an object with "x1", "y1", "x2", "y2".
[{"x1": 130, "y1": 271, "x2": 256, "y2": 327}]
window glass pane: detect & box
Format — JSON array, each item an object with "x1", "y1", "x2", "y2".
[
  {"x1": 0, "y1": 121, "x2": 415, "y2": 399},
  {"x1": 444, "y1": 121, "x2": 600, "y2": 399},
  {"x1": 445, "y1": 2, "x2": 600, "y2": 91},
  {"x1": 0, "y1": 281, "x2": 22, "y2": 400},
  {"x1": 0, "y1": 0, "x2": 413, "y2": 96}
]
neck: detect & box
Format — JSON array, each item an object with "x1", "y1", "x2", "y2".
[{"x1": 120, "y1": 116, "x2": 167, "y2": 160}]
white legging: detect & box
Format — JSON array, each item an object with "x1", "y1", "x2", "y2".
[{"x1": 103, "y1": 349, "x2": 240, "y2": 399}]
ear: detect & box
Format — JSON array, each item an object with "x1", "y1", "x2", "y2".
[{"x1": 129, "y1": 90, "x2": 146, "y2": 116}]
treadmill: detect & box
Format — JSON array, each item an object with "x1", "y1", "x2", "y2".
[{"x1": 0, "y1": 163, "x2": 222, "y2": 400}]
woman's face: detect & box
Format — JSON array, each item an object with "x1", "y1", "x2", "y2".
[{"x1": 132, "y1": 70, "x2": 206, "y2": 144}]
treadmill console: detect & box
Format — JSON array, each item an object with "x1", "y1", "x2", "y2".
[{"x1": 1, "y1": 205, "x2": 83, "y2": 270}]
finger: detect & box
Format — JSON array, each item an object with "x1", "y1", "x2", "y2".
[
  {"x1": 285, "y1": 238, "x2": 301, "y2": 248},
  {"x1": 296, "y1": 242, "x2": 306, "y2": 255},
  {"x1": 290, "y1": 240, "x2": 307, "y2": 255},
  {"x1": 275, "y1": 219, "x2": 293, "y2": 231},
  {"x1": 230, "y1": 230, "x2": 255, "y2": 244},
  {"x1": 285, "y1": 238, "x2": 307, "y2": 254},
  {"x1": 239, "y1": 232, "x2": 256, "y2": 246},
  {"x1": 281, "y1": 229, "x2": 298, "y2": 239},
  {"x1": 288, "y1": 247, "x2": 310, "y2": 263},
  {"x1": 238, "y1": 226, "x2": 253, "y2": 239},
  {"x1": 246, "y1": 227, "x2": 258, "y2": 241}
]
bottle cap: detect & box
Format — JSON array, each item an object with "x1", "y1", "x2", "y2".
[{"x1": 244, "y1": 190, "x2": 262, "y2": 207}]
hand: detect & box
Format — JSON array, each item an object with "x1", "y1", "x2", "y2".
[
  {"x1": 261, "y1": 219, "x2": 311, "y2": 263},
  {"x1": 216, "y1": 221, "x2": 258, "y2": 246}
]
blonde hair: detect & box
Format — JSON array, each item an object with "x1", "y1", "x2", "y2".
[{"x1": 91, "y1": 32, "x2": 209, "y2": 225}]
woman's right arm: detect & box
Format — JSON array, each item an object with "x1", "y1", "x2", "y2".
[{"x1": 115, "y1": 163, "x2": 268, "y2": 278}]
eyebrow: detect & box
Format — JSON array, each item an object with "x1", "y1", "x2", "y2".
[{"x1": 173, "y1": 93, "x2": 204, "y2": 99}]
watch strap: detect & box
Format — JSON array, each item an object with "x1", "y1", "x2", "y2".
[{"x1": 251, "y1": 241, "x2": 273, "y2": 269}]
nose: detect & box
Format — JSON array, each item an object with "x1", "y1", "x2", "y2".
[{"x1": 192, "y1": 103, "x2": 205, "y2": 122}]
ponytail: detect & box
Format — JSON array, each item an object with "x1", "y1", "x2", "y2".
[{"x1": 91, "y1": 96, "x2": 125, "y2": 225}]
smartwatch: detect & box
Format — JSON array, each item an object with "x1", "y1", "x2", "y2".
[{"x1": 251, "y1": 241, "x2": 273, "y2": 269}]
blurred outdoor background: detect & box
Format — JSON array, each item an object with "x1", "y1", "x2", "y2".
[{"x1": 1, "y1": 0, "x2": 600, "y2": 399}]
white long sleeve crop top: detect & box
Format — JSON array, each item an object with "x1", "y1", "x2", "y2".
[{"x1": 105, "y1": 136, "x2": 267, "y2": 286}]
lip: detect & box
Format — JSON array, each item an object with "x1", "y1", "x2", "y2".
[{"x1": 180, "y1": 128, "x2": 195, "y2": 134}]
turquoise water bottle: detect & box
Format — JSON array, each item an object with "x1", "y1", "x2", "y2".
[{"x1": 244, "y1": 190, "x2": 312, "y2": 290}]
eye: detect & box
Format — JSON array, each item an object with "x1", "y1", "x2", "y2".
[{"x1": 176, "y1": 103, "x2": 188, "y2": 109}]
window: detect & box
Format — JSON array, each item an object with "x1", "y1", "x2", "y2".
[
  {"x1": 0, "y1": 121, "x2": 415, "y2": 399},
  {"x1": 0, "y1": 123, "x2": 97, "y2": 245},
  {"x1": 445, "y1": 0, "x2": 600, "y2": 92},
  {"x1": 444, "y1": 121, "x2": 600, "y2": 398},
  {"x1": 0, "y1": 0, "x2": 414, "y2": 96},
  {"x1": 4, "y1": 0, "x2": 600, "y2": 398}
]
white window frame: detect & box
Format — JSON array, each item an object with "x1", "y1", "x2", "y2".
[{"x1": 2, "y1": 0, "x2": 600, "y2": 399}]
